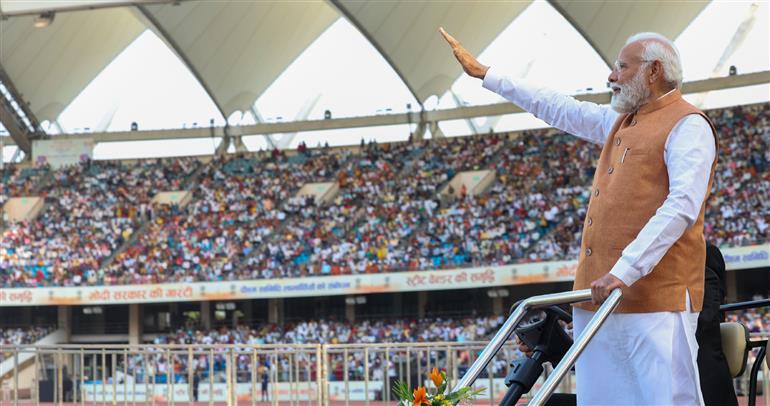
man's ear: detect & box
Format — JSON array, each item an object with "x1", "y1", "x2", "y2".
[{"x1": 649, "y1": 60, "x2": 663, "y2": 85}]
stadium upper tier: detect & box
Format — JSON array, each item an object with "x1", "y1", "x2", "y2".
[{"x1": 0, "y1": 102, "x2": 767, "y2": 288}]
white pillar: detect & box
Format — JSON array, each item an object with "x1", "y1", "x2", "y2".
[
  {"x1": 57, "y1": 306, "x2": 72, "y2": 342},
  {"x1": 268, "y1": 299, "x2": 283, "y2": 324},
  {"x1": 345, "y1": 300, "x2": 355, "y2": 323},
  {"x1": 128, "y1": 304, "x2": 141, "y2": 345},
  {"x1": 201, "y1": 301, "x2": 212, "y2": 330},
  {"x1": 417, "y1": 292, "x2": 427, "y2": 319}
]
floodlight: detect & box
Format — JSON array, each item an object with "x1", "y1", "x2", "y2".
[{"x1": 33, "y1": 12, "x2": 55, "y2": 28}]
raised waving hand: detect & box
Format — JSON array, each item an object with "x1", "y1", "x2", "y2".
[{"x1": 439, "y1": 27, "x2": 489, "y2": 79}]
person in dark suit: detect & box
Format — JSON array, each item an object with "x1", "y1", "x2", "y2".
[{"x1": 697, "y1": 243, "x2": 738, "y2": 406}]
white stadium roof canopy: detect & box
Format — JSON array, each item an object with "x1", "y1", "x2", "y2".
[{"x1": 0, "y1": 0, "x2": 768, "y2": 160}]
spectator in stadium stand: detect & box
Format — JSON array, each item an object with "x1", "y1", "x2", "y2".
[
  {"x1": 442, "y1": 28, "x2": 716, "y2": 404},
  {"x1": 0, "y1": 104, "x2": 766, "y2": 288},
  {"x1": 0, "y1": 326, "x2": 52, "y2": 362}
]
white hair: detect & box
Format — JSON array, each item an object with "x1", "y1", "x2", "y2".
[{"x1": 625, "y1": 32, "x2": 683, "y2": 89}]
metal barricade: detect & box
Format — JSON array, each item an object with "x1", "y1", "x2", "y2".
[
  {"x1": 320, "y1": 342, "x2": 520, "y2": 405},
  {"x1": 6, "y1": 295, "x2": 768, "y2": 406},
  {"x1": 1, "y1": 340, "x2": 529, "y2": 405},
  {"x1": 0, "y1": 344, "x2": 323, "y2": 405}
]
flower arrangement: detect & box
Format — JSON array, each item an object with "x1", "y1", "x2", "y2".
[{"x1": 393, "y1": 368, "x2": 485, "y2": 406}]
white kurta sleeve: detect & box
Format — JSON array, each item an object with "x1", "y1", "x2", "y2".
[
  {"x1": 481, "y1": 66, "x2": 620, "y2": 145},
  {"x1": 609, "y1": 114, "x2": 716, "y2": 286}
]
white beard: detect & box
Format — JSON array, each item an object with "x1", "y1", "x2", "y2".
[{"x1": 610, "y1": 69, "x2": 651, "y2": 113}]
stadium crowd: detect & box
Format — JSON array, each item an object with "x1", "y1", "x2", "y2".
[
  {"x1": 705, "y1": 103, "x2": 770, "y2": 247},
  {"x1": 104, "y1": 147, "x2": 351, "y2": 284},
  {"x1": 0, "y1": 102, "x2": 767, "y2": 287},
  {"x1": 151, "y1": 315, "x2": 508, "y2": 346},
  {"x1": 0, "y1": 165, "x2": 49, "y2": 206},
  {"x1": 238, "y1": 136, "x2": 505, "y2": 278},
  {"x1": 0, "y1": 158, "x2": 200, "y2": 287},
  {"x1": 0, "y1": 326, "x2": 53, "y2": 362}
]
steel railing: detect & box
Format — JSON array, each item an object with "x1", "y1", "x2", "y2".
[
  {"x1": 1, "y1": 341, "x2": 528, "y2": 405},
  {"x1": 10, "y1": 289, "x2": 770, "y2": 406},
  {"x1": 455, "y1": 288, "x2": 623, "y2": 406}
]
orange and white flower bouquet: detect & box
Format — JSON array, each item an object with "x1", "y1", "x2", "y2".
[{"x1": 393, "y1": 368, "x2": 484, "y2": 406}]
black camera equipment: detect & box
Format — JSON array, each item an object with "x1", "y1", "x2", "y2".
[{"x1": 498, "y1": 304, "x2": 573, "y2": 406}]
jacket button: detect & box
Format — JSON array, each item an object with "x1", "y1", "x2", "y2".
[
  {"x1": 585, "y1": 248, "x2": 592, "y2": 256},
  {"x1": 594, "y1": 189, "x2": 599, "y2": 196},
  {"x1": 608, "y1": 166, "x2": 614, "y2": 174},
  {"x1": 615, "y1": 138, "x2": 621, "y2": 146},
  {"x1": 587, "y1": 217, "x2": 593, "y2": 226}
]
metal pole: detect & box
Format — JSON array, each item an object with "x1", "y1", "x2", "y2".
[
  {"x1": 13, "y1": 348, "x2": 18, "y2": 406},
  {"x1": 488, "y1": 361, "x2": 493, "y2": 406},
  {"x1": 251, "y1": 349, "x2": 257, "y2": 406},
  {"x1": 225, "y1": 349, "x2": 232, "y2": 406},
  {"x1": 762, "y1": 355, "x2": 769, "y2": 406},
  {"x1": 188, "y1": 347, "x2": 193, "y2": 406},
  {"x1": 271, "y1": 349, "x2": 279, "y2": 406},
  {"x1": 528, "y1": 288, "x2": 623, "y2": 406},
  {"x1": 307, "y1": 350, "x2": 312, "y2": 406},
  {"x1": 416, "y1": 349, "x2": 421, "y2": 394},
  {"x1": 289, "y1": 351, "x2": 295, "y2": 406},
  {"x1": 140, "y1": 352, "x2": 148, "y2": 406},
  {"x1": 92, "y1": 353, "x2": 97, "y2": 406},
  {"x1": 318, "y1": 344, "x2": 322, "y2": 405},
  {"x1": 151, "y1": 353, "x2": 156, "y2": 406},
  {"x1": 123, "y1": 349, "x2": 128, "y2": 406},
  {"x1": 384, "y1": 347, "x2": 390, "y2": 403},
  {"x1": 166, "y1": 350, "x2": 173, "y2": 405},
  {"x1": 33, "y1": 350, "x2": 39, "y2": 406},
  {"x1": 132, "y1": 352, "x2": 137, "y2": 406},
  {"x1": 451, "y1": 347, "x2": 459, "y2": 393},
  {"x1": 112, "y1": 352, "x2": 117, "y2": 405},
  {"x1": 80, "y1": 349, "x2": 85, "y2": 406},
  {"x1": 445, "y1": 344, "x2": 452, "y2": 392},
  {"x1": 343, "y1": 348, "x2": 349, "y2": 406},
  {"x1": 292, "y1": 351, "x2": 300, "y2": 405},
  {"x1": 363, "y1": 347, "x2": 369, "y2": 406},
  {"x1": 101, "y1": 349, "x2": 106, "y2": 406},
  {"x1": 456, "y1": 289, "x2": 594, "y2": 390},
  {"x1": 208, "y1": 349, "x2": 213, "y2": 406},
  {"x1": 235, "y1": 348, "x2": 241, "y2": 406},
  {"x1": 58, "y1": 351, "x2": 64, "y2": 406},
  {"x1": 406, "y1": 348, "x2": 411, "y2": 391}
]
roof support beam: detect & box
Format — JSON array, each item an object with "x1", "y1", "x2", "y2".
[
  {"x1": 135, "y1": 5, "x2": 228, "y2": 122},
  {"x1": 0, "y1": 64, "x2": 46, "y2": 154},
  {"x1": 547, "y1": 0, "x2": 612, "y2": 69},
  {"x1": 3, "y1": 71, "x2": 767, "y2": 146},
  {"x1": 0, "y1": 99, "x2": 32, "y2": 154},
  {"x1": 451, "y1": 90, "x2": 500, "y2": 135},
  {"x1": 0, "y1": 0, "x2": 175, "y2": 17},
  {"x1": 328, "y1": 0, "x2": 423, "y2": 107}
]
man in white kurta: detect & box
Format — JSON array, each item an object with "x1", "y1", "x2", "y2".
[{"x1": 441, "y1": 28, "x2": 715, "y2": 405}]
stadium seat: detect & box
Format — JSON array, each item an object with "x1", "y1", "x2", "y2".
[{"x1": 720, "y1": 322, "x2": 749, "y2": 377}]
